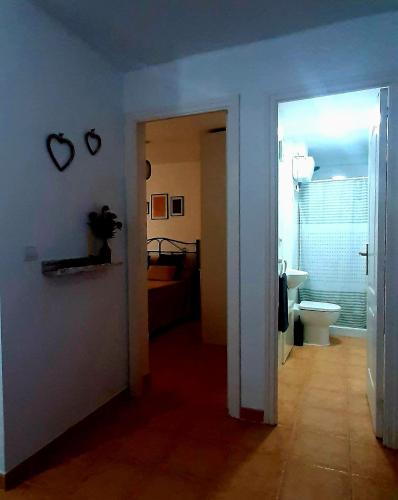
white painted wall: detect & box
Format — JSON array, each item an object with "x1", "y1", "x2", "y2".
[
  {"x1": 200, "y1": 132, "x2": 227, "y2": 345},
  {"x1": 124, "y1": 12, "x2": 398, "y2": 411},
  {"x1": 278, "y1": 141, "x2": 304, "y2": 273},
  {"x1": 146, "y1": 140, "x2": 200, "y2": 164},
  {"x1": 0, "y1": 1, "x2": 126, "y2": 471},
  {"x1": 146, "y1": 162, "x2": 201, "y2": 242},
  {"x1": 312, "y1": 159, "x2": 368, "y2": 180}
]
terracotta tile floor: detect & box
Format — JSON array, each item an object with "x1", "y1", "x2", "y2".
[
  {"x1": 4, "y1": 325, "x2": 398, "y2": 499},
  {"x1": 278, "y1": 335, "x2": 398, "y2": 499}
]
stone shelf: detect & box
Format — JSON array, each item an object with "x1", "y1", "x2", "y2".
[{"x1": 41, "y1": 257, "x2": 122, "y2": 277}]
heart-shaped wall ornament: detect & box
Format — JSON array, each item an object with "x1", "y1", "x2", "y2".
[
  {"x1": 146, "y1": 160, "x2": 152, "y2": 180},
  {"x1": 84, "y1": 128, "x2": 102, "y2": 156},
  {"x1": 46, "y1": 133, "x2": 75, "y2": 172}
]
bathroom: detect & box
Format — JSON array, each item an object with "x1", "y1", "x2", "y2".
[
  {"x1": 277, "y1": 88, "x2": 386, "y2": 430},
  {"x1": 277, "y1": 89, "x2": 380, "y2": 356}
]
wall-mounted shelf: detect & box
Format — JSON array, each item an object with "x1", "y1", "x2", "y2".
[{"x1": 41, "y1": 257, "x2": 122, "y2": 277}]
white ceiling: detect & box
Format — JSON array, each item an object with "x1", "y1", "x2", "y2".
[
  {"x1": 279, "y1": 88, "x2": 380, "y2": 178},
  {"x1": 31, "y1": 0, "x2": 398, "y2": 71},
  {"x1": 145, "y1": 111, "x2": 226, "y2": 163}
]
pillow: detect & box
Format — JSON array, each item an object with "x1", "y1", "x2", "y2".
[
  {"x1": 147, "y1": 265, "x2": 177, "y2": 281},
  {"x1": 147, "y1": 254, "x2": 159, "y2": 268},
  {"x1": 157, "y1": 253, "x2": 186, "y2": 277}
]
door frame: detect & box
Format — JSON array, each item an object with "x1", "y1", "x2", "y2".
[
  {"x1": 124, "y1": 96, "x2": 241, "y2": 418},
  {"x1": 266, "y1": 78, "x2": 398, "y2": 448}
]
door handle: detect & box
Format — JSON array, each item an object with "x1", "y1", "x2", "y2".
[{"x1": 359, "y1": 243, "x2": 369, "y2": 276}]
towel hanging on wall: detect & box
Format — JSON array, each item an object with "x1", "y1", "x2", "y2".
[{"x1": 278, "y1": 273, "x2": 289, "y2": 333}]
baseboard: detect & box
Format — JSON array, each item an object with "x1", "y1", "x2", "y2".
[
  {"x1": 2, "y1": 389, "x2": 129, "y2": 490},
  {"x1": 330, "y1": 326, "x2": 367, "y2": 338},
  {"x1": 240, "y1": 407, "x2": 264, "y2": 423}
]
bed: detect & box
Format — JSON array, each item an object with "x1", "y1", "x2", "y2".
[{"x1": 147, "y1": 237, "x2": 200, "y2": 334}]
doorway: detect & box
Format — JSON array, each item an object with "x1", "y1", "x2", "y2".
[
  {"x1": 144, "y1": 112, "x2": 228, "y2": 413},
  {"x1": 125, "y1": 98, "x2": 240, "y2": 418},
  {"x1": 276, "y1": 88, "x2": 388, "y2": 442}
]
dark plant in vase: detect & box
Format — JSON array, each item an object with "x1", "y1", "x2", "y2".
[{"x1": 88, "y1": 206, "x2": 122, "y2": 263}]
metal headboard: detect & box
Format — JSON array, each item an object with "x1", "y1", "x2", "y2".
[{"x1": 147, "y1": 237, "x2": 201, "y2": 268}]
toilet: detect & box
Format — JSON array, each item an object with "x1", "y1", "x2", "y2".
[{"x1": 298, "y1": 301, "x2": 341, "y2": 346}]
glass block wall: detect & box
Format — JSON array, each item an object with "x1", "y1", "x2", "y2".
[{"x1": 298, "y1": 177, "x2": 368, "y2": 329}]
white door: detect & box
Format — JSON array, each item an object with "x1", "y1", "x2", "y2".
[{"x1": 366, "y1": 87, "x2": 388, "y2": 437}]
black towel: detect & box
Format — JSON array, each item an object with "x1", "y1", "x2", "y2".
[{"x1": 278, "y1": 273, "x2": 289, "y2": 333}]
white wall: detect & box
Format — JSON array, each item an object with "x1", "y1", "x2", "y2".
[
  {"x1": 146, "y1": 141, "x2": 201, "y2": 164},
  {"x1": 278, "y1": 141, "x2": 304, "y2": 272},
  {"x1": 124, "y1": 12, "x2": 398, "y2": 411},
  {"x1": 311, "y1": 154, "x2": 368, "y2": 180},
  {"x1": 200, "y1": 132, "x2": 227, "y2": 345},
  {"x1": 0, "y1": 1, "x2": 126, "y2": 471},
  {"x1": 146, "y1": 162, "x2": 201, "y2": 242}
]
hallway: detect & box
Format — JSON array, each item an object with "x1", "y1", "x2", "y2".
[{"x1": 4, "y1": 326, "x2": 398, "y2": 499}]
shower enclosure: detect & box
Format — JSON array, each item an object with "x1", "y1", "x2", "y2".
[{"x1": 298, "y1": 177, "x2": 368, "y2": 330}]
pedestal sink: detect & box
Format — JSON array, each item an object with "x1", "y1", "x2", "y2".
[{"x1": 286, "y1": 269, "x2": 308, "y2": 290}]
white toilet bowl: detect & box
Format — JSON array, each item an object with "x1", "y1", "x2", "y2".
[{"x1": 298, "y1": 301, "x2": 341, "y2": 346}]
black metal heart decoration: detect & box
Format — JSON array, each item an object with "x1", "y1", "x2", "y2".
[
  {"x1": 146, "y1": 160, "x2": 152, "y2": 180},
  {"x1": 46, "y1": 133, "x2": 75, "y2": 172},
  {"x1": 85, "y1": 128, "x2": 102, "y2": 156}
]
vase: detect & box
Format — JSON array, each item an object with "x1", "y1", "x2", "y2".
[{"x1": 99, "y1": 239, "x2": 111, "y2": 263}]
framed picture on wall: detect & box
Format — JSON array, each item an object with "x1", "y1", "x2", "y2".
[
  {"x1": 170, "y1": 196, "x2": 184, "y2": 216},
  {"x1": 151, "y1": 193, "x2": 168, "y2": 220},
  {"x1": 146, "y1": 201, "x2": 150, "y2": 215}
]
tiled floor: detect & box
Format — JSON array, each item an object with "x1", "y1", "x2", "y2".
[
  {"x1": 278, "y1": 335, "x2": 398, "y2": 499},
  {"x1": 4, "y1": 325, "x2": 398, "y2": 498}
]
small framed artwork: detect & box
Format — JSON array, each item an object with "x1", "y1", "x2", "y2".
[
  {"x1": 151, "y1": 193, "x2": 168, "y2": 220},
  {"x1": 146, "y1": 201, "x2": 150, "y2": 215},
  {"x1": 170, "y1": 196, "x2": 184, "y2": 216}
]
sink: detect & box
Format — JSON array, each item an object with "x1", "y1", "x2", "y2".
[{"x1": 286, "y1": 269, "x2": 308, "y2": 290}]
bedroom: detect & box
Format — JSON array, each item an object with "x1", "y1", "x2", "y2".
[{"x1": 144, "y1": 111, "x2": 228, "y2": 410}]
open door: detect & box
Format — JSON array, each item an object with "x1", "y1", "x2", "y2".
[{"x1": 366, "y1": 87, "x2": 388, "y2": 437}]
